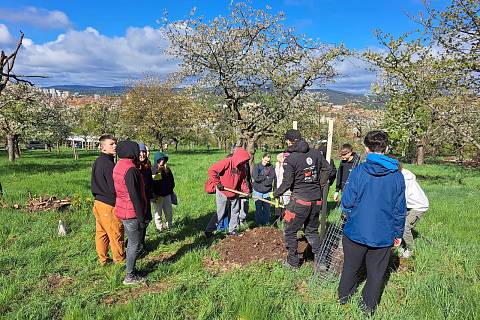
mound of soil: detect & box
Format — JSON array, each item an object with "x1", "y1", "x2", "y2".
[{"x1": 204, "y1": 227, "x2": 287, "y2": 272}]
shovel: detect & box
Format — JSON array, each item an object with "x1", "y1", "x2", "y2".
[{"x1": 223, "y1": 187, "x2": 285, "y2": 208}]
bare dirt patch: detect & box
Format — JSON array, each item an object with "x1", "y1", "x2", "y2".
[
  {"x1": 143, "y1": 252, "x2": 174, "y2": 265},
  {"x1": 102, "y1": 280, "x2": 174, "y2": 305},
  {"x1": 44, "y1": 274, "x2": 74, "y2": 292}
]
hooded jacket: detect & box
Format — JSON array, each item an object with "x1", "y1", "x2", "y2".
[
  {"x1": 402, "y1": 168, "x2": 429, "y2": 212},
  {"x1": 341, "y1": 153, "x2": 407, "y2": 247},
  {"x1": 273, "y1": 139, "x2": 331, "y2": 201},
  {"x1": 113, "y1": 141, "x2": 147, "y2": 224},
  {"x1": 206, "y1": 147, "x2": 250, "y2": 198}
]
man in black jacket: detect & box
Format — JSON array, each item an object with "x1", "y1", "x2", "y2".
[
  {"x1": 273, "y1": 129, "x2": 331, "y2": 269},
  {"x1": 91, "y1": 134, "x2": 125, "y2": 265},
  {"x1": 334, "y1": 143, "x2": 361, "y2": 202}
]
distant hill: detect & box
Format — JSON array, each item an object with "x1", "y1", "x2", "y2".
[
  {"x1": 45, "y1": 85, "x2": 129, "y2": 96},
  {"x1": 45, "y1": 85, "x2": 383, "y2": 108}
]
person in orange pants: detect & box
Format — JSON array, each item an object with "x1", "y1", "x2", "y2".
[{"x1": 91, "y1": 135, "x2": 125, "y2": 265}]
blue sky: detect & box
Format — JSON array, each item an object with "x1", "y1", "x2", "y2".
[{"x1": 0, "y1": 0, "x2": 446, "y2": 93}]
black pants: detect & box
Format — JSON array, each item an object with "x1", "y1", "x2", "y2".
[
  {"x1": 284, "y1": 200, "x2": 321, "y2": 267},
  {"x1": 338, "y1": 235, "x2": 391, "y2": 313}
]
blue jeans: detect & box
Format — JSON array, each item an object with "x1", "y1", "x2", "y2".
[
  {"x1": 122, "y1": 219, "x2": 143, "y2": 277},
  {"x1": 253, "y1": 190, "x2": 270, "y2": 225}
]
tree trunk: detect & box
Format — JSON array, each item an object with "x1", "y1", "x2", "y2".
[
  {"x1": 56, "y1": 142, "x2": 60, "y2": 155},
  {"x1": 415, "y1": 138, "x2": 426, "y2": 165},
  {"x1": 72, "y1": 141, "x2": 78, "y2": 160},
  {"x1": 7, "y1": 135, "x2": 15, "y2": 162},
  {"x1": 13, "y1": 135, "x2": 20, "y2": 159},
  {"x1": 245, "y1": 136, "x2": 257, "y2": 175}
]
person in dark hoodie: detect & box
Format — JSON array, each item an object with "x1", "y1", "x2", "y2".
[
  {"x1": 138, "y1": 143, "x2": 153, "y2": 249},
  {"x1": 91, "y1": 134, "x2": 125, "y2": 266},
  {"x1": 273, "y1": 129, "x2": 331, "y2": 270},
  {"x1": 204, "y1": 147, "x2": 251, "y2": 237},
  {"x1": 151, "y1": 152, "x2": 175, "y2": 231},
  {"x1": 338, "y1": 130, "x2": 406, "y2": 315},
  {"x1": 252, "y1": 153, "x2": 276, "y2": 226},
  {"x1": 113, "y1": 141, "x2": 147, "y2": 285},
  {"x1": 334, "y1": 143, "x2": 361, "y2": 202}
]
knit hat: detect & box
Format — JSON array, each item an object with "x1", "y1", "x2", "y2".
[
  {"x1": 154, "y1": 151, "x2": 169, "y2": 164},
  {"x1": 284, "y1": 129, "x2": 302, "y2": 141}
]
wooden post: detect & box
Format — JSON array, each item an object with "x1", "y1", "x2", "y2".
[
  {"x1": 292, "y1": 121, "x2": 298, "y2": 130},
  {"x1": 320, "y1": 118, "x2": 335, "y2": 242},
  {"x1": 326, "y1": 118, "x2": 334, "y2": 162}
]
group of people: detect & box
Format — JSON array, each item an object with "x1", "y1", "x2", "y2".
[
  {"x1": 89, "y1": 129, "x2": 429, "y2": 314},
  {"x1": 204, "y1": 129, "x2": 429, "y2": 314},
  {"x1": 90, "y1": 135, "x2": 176, "y2": 285}
]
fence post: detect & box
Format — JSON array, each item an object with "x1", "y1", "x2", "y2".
[{"x1": 320, "y1": 118, "x2": 335, "y2": 241}]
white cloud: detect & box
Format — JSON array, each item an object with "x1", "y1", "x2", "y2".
[
  {"x1": 327, "y1": 55, "x2": 378, "y2": 94},
  {"x1": 0, "y1": 24, "x2": 13, "y2": 44},
  {"x1": 13, "y1": 26, "x2": 179, "y2": 86},
  {"x1": 0, "y1": 6, "x2": 72, "y2": 30}
]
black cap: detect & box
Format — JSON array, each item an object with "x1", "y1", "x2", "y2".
[{"x1": 284, "y1": 129, "x2": 302, "y2": 141}]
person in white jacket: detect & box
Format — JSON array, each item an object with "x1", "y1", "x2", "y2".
[
  {"x1": 274, "y1": 152, "x2": 291, "y2": 219},
  {"x1": 400, "y1": 166, "x2": 429, "y2": 258}
]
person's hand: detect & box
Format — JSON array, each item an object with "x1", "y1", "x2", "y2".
[
  {"x1": 217, "y1": 183, "x2": 225, "y2": 191},
  {"x1": 139, "y1": 221, "x2": 146, "y2": 229},
  {"x1": 393, "y1": 238, "x2": 402, "y2": 248},
  {"x1": 333, "y1": 192, "x2": 340, "y2": 202}
]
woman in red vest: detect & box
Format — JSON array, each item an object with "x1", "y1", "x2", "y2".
[{"x1": 113, "y1": 141, "x2": 147, "y2": 285}]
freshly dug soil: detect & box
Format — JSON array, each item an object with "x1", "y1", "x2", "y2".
[{"x1": 205, "y1": 227, "x2": 287, "y2": 271}]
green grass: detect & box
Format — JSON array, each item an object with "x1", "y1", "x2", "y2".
[{"x1": 0, "y1": 149, "x2": 479, "y2": 319}]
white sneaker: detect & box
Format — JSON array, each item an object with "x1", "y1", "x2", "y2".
[{"x1": 402, "y1": 249, "x2": 413, "y2": 259}]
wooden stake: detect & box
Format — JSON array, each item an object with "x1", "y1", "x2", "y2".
[
  {"x1": 326, "y1": 118, "x2": 334, "y2": 163},
  {"x1": 320, "y1": 118, "x2": 335, "y2": 242},
  {"x1": 292, "y1": 121, "x2": 298, "y2": 130}
]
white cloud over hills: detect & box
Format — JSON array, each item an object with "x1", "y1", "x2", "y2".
[{"x1": 1, "y1": 6, "x2": 376, "y2": 92}]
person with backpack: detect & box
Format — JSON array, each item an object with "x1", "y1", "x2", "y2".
[
  {"x1": 334, "y1": 143, "x2": 361, "y2": 202},
  {"x1": 151, "y1": 152, "x2": 175, "y2": 231},
  {"x1": 204, "y1": 147, "x2": 251, "y2": 237},
  {"x1": 112, "y1": 140, "x2": 147, "y2": 285},
  {"x1": 338, "y1": 131, "x2": 406, "y2": 314},
  {"x1": 252, "y1": 153, "x2": 276, "y2": 226}
]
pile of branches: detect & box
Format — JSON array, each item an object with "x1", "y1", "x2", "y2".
[{"x1": 22, "y1": 195, "x2": 71, "y2": 212}]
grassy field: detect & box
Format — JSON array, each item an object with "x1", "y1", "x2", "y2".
[{"x1": 0, "y1": 149, "x2": 479, "y2": 319}]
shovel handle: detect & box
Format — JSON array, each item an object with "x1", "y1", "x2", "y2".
[{"x1": 223, "y1": 187, "x2": 284, "y2": 208}]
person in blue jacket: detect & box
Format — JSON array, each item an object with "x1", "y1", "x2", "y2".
[{"x1": 338, "y1": 130, "x2": 406, "y2": 315}]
